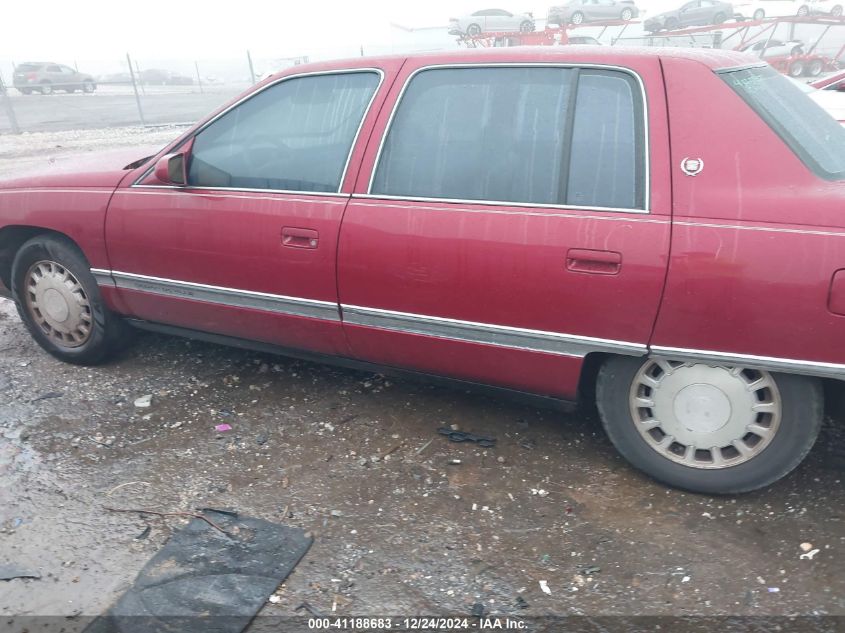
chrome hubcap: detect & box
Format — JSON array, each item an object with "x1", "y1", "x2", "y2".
[
  {"x1": 24, "y1": 260, "x2": 92, "y2": 348},
  {"x1": 630, "y1": 359, "x2": 781, "y2": 469}
]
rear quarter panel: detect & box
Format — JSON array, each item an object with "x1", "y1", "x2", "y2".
[{"x1": 652, "y1": 57, "x2": 845, "y2": 369}]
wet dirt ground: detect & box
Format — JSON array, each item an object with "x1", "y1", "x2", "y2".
[{"x1": 1, "y1": 296, "x2": 845, "y2": 623}]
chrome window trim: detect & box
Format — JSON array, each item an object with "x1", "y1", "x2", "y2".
[
  {"x1": 651, "y1": 346, "x2": 845, "y2": 380},
  {"x1": 351, "y1": 193, "x2": 650, "y2": 215},
  {"x1": 366, "y1": 62, "x2": 651, "y2": 214},
  {"x1": 106, "y1": 270, "x2": 341, "y2": 322},
  {"x1": 342, "y1": 304, "x2": 647, "y2": 358},
  {"x1": 132, "y1": 67, "x2": 386, "y2": 196}
]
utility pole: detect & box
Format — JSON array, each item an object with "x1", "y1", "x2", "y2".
[{"x1": 126, "y1": 53, "x2": 146, "y2": 127}]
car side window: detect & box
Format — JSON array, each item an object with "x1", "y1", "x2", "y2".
[
  {"x1": 187, "y1": 71, "x2": 379, "y2": 193},
  {"x1": 370, "y1": 66, "x2": 645, "y2": 210},
  {"x1": 46, "y1": 65, "x2": 61, "y2": 72}
]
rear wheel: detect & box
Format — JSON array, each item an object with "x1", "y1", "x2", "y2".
[
  {"x1": 20, "y1": 88, "x2": 32, "y2": 95},
  {"x1": 466, "y1": 23, "x2": 481, "y2": 36},
  {"x1": 570, "y1": 11, "x2": 585, "y2": 24},
  {"x1": 797, "y1": 4, "x2": 809, "y2": 16},
  {"x1": 713, "y1": 11, "x2": 727, "y2": 23},
  {"x1": 519, "y1": 19, "x2": 535, "y2": 32},
  {"x1": 39, "y1": 81, "x2": 53, "y2": 95},
  {"x1": 753, "y1": 8, "x2": 765, "y2": 19},
  {"x1": 82, "y1": 80, "x2": 95, "y2": 93},
  {"x1": 807, "y1": 58, "x2": 824, "y2": 76},
  {"x1": 596, "y1": 356, "x2": 822, "y2": 494},
  {"x1": 832, "y1": 5, "x2": 843, "y2": 16},
  {"x1": 621, "y1": 7, "x2": 634, "y2": 20},
  {"x1": 11, "y1": 235, "x2": 135, "y2": 365}
]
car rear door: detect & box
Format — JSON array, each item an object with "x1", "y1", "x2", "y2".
[
  {"x1": 104, "y1": 62, "x2": 400, "y2": 356},
  {"x1": 336, "y1": 56, "x2": 672, "y2": 399}
]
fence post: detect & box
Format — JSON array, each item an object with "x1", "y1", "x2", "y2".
[
  {"x1": 247, "y1": 50, "x2": 256, "y2": 84},
  {"x1": 0, "y1": 75, "x2": 21, "y2": 134},
  {"x1": 126, "y1": 53, "x2": 146, "y2": 127},
  {"x1": 195, "y1": 61, "x2": 204, "y2": 94}
]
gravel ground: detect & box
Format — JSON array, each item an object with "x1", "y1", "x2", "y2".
[{"x1": 1, "y1": 293, "x2": 845, "y2": 623}]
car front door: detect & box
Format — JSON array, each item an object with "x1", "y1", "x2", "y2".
[
  {"x1": 336, "y1": 59, "x2": 672, "y2": 399},
  {"x1": 104, "y1": 63, "x2": 397, "y2": 356}
]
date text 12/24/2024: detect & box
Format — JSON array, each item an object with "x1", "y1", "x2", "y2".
[{"x1": 308, "y1": 617, "x2": 528, "y2": 630}]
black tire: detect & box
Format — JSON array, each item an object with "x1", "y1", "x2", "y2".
[
  {"x1": 753, "y1": 8, "x2": 765, "y2": 19},
  {"x1": 39, "y1": 81, "x2": 52, "y2": 95},
  {"x1": 832, "y1": 5, "x2": 843, "y2": 16},
  {"x1": 789, "y1": 59, "x2": 805, "y2": 77},
  {"x1": 82, "y1": 80, "x2": 95, "y2": 93},
  {"x1": 807, "y1": 59, "x2": 824, "y2": 76},
  {"x1": 713, "y1": 11, "x2": 727, "y2": 23},
  {"x1": 596, "y1": 356, "x2": 823, "y2": 494},
  {"x1": 797, "y1": 4, "x2": 809, "y2": 16},
  {"x1": 570, "y1": 11, "x2": 585, "y2": 24},
  {"x1": 621, "y1": 7, "x2": 634, "y2": 20},
  {"x1": 519, "y1": 19, "x2": 535, "y2": 32},
  {"x1": 11, "y1": 235, "x2": 134, "y2": 365},
  {"x1": 466, "y1": 23, "x2": 482, "y2": 36}
]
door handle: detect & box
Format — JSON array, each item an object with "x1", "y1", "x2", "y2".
[
  {"x1": 566, "y1": 249, "x2": 622, "y2": 275},
  {"x1": 282, "y1": 227, "x2": 319, "y2": 249}
]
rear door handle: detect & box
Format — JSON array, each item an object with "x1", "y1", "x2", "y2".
[
  {"x1": 282, "y1": 227, "x2": 319, "y2": 249},
  {"x1": 566, "y1": 249, "x2": 622, "y2": 275}
]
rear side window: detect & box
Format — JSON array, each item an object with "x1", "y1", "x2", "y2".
[
  {"x1": 370, "y1": 66, "x2": 646, "y2": 210},
  {"x1": 16, "y1": 64, "x2": 41, "y2": 72},
  {"x1": 721, "y1": 65, "x2": 845, "y2": 180},
  {"x1": 188, "y1": 71, "x2": 380, "y2": 193}
]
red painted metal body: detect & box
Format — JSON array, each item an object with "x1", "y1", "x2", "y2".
[{"x1": 1, "y1": 47, "x2": 843, "y2": 400}]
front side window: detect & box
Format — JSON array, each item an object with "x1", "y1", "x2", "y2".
[
  {"x1": 371, "y1": 66, "x2": 645, "y2": 210},
  {"x1": 721, "y1": 65, "x2": 845, "y2": 180},
  {"x1": 188, "y1": 71, "x2": 379, "y2": 193}
]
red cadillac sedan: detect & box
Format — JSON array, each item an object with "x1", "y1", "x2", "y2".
[{"x1": 1, "y1": 46, "x2": 844, "y2": 494}]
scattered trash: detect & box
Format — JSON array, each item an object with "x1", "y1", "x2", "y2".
[
  {"x1": 134, "y1": 526, "x2": 151, "y2": 541},
  {"x1": 134, "y1": 395, "x2": 153, "y2": 408},
  {"x1": 539, "y1": 580, "x2": 552, "y2": 595},
  {"x1": 682, "y1": 576, "x2": 691, "y2": 583},
  {"x1": 197, "y1": 508, "x2": 239, "y2": 518},
  {"x1": 437, "y1": 427, "x2": 496, "y2": 448},
  {"x1": 416, "y1": 438, "x2": 435, "y2": 455},
  {"x1": 296, "y1": 601, "x2": 325, "y2": 617},
  {"x1": 515, "y1": 596, "x2": 529, "y2": 609},
  {"x1": 471, "y1": 602, "x2": 486, "y2": 617},
  {"x1": 215, "y1": 424, "x2": 232, "y2": 433},
  {"x1": 577, "y1": 565, "x2": 601, "y2": 576},
  {"x1": 268, "y1": 594, "x2": 282, "y2": 604},
  {"x1": 768, "y1": 587, "x2": 780, "y2": 593},
  {"x1": 30, "y1": 391, "x2": 63, "y2": 403},
  {"x1": 800, "y1": 549, "x2": 820, "y2": 560},
  {"x1": 256, "y1": 434, "x2": 268, "y2": 445},
  {"x1": 530, "y1": 488, "x2": 550, "y2": 497},
  {"x1": 448, "y1": 459, "x2": 462, "y2": 466},
  {"x1": 800, "y1": 542, "x2": 813, "y2": 552},
  {"x1": 0, "y1": 565, "x2": 41, "y2": 581}
]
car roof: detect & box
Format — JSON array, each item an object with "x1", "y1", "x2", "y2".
[{"x1": 269, "y1": 46, "x2": 759, "y2": 80}]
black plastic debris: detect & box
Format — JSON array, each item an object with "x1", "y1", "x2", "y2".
[
  {"x1": 471, "y1": 602, "x2": 486, "y2": 617},
  {"x1": 0, "y1": 565, "x2": 41, "y2": 581},
  {"x1": 437, "y1": 427, "x2": 497, "y2": 448},
  {"x1": 84, "y1": 511, "x2": 312, "y2": 633}
]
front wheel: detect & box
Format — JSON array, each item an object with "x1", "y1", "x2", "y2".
[
  {"x1": 621, "y1": 7, "x2": 634, "y2": 20},
  {"x1": 570, "y1": 11, "x2": 585, "y2": 24},
  {"x1": 807, "y1": 58, "x2": 824, "y2": 76},
  {"x1": 788, "y1": 59, "x2": 805, "y2": 77},
  {"x1": 11, "y1": 235, "x2": 135, "y2": 365},
  {"x1": 519, "y1": 20, "x2": 535, "y2": 32},
  {"x1": 753, "y1": 8, "x2": 765, "y2": 19},
  {"x1": 713, "y1": 11, "x2": 727, "y2": 23},
  {"x1": 832, "y1": 5, "x2": 842, "y2": 16},
  {"x1": 82, "y1": 80, "x2": 95, "y2": 93},
  {"x1": 466, "y1": 23, "x2": 481, "y2": 36},
  {"x1": 596, "y1": 356, "x2": 822, "y2": 494},
  {"x1": 797, "y1": 4, "x2": 809, "y2": 16}
]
